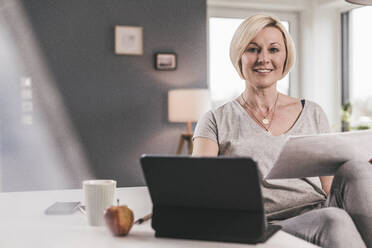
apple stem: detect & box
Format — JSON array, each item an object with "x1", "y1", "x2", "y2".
[{"x1": 117, "y1": 199, "x2": 120, "y2": 206}]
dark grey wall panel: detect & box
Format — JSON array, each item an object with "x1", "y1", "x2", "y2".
[
  {"x1": 1, "y1": 0, "x2": 94, "y2": 192},
  {"x1": 20, "y1": 0, "x2": 207, "y2": 187}
]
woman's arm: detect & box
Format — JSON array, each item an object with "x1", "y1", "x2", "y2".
[
  {"x1": 192, "y1": 137, "x2": 219, "y2": 157},
  {"x1": 315, "y1": 103, "x2": 333, "y2": 195},
  {"x1": 319, "y1": 176, "x2": 334, "y2": 195}
]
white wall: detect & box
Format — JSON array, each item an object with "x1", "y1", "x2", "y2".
[
  {"x1": 299, "y1": 1, "x2": 340, "y2": 129},
  {"x1": 208, "y1": 0, "x2": 357, "y2": 131},
  {"x1": 299, "y1": 0, "x2": 355, "y2": 130}
]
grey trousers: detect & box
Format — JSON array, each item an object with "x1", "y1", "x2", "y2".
[{"x1": 278, "y1": 160, "x2": 372, "y2": 248}]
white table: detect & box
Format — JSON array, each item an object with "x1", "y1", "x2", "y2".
[{"x1": 0, "y1": 187, "x2": 319, "y2": 248}]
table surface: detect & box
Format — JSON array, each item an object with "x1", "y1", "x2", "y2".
[{"x1": 0, "y1": 187, "x2": 319, "y2": 248}]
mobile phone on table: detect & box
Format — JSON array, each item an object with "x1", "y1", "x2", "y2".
[{"x1": 45, "y1": 201, "x2": 81, "y2": 215}]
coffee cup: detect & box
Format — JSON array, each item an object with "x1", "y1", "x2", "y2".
[{"x1": 83, "y1": 179, "x2": 116, "y2": 226}]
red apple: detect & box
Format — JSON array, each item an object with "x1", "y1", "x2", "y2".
[
  {"x1": 104, "y1": 204, "x2": 134, "y2": 236},
  {"x1": 369, "y1": 158, "x2": 372, "y2": 164}
]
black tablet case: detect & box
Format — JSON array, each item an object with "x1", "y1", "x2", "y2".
[{"x1": 140, "y1": 155, "x2": 281, "y2": 244}]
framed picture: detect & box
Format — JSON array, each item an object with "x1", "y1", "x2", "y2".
[
  {"x1": 154, "y1": 53, "x2": 177, "y2": 70},
  {"x1": 115, "y1": 25, "x2": 143, "y2": 55}
]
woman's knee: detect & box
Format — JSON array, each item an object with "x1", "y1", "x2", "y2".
[
  {"x1": 282, "y1": 207, "x2": 365, "y2": 247},
  {"x1": 319, "y1": 207, "x2": 365, "y2": 248},
  {"x1": 320, "y1": 207, "x2": 354, "y2": 228},
  {"x1": 336, "y1": 160, "x2": 372, "y2": 181}
]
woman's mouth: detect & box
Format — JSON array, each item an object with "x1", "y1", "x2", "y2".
[{"x1": 253, "y1": 68, "x2": 273, "y2": 73}]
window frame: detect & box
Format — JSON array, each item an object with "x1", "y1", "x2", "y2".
[
  {"x1": 341, "y1": 12, "x2": 349, "y2": 131},
  {"x1": 341, "y1": 7, "x2": 372, "y2": 130}
]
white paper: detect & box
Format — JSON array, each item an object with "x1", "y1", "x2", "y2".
[{"x1": 266, "y1": 130, "x2": 372, "y2": 179}]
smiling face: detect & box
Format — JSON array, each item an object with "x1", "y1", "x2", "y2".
[{"x1": 241, "y1": 26, "x2": 287, "y2": 89}]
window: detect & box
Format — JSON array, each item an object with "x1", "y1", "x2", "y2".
[
  {"x1": 347, "y1": 6, "x2": 372, "y2": 129},
  {"x1": 208, "y1": 9, "x2": 298, "y2": 107}
]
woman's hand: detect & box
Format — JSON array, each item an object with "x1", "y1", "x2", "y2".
[
  {"x1": 319, "y1": 176, "x2": 334, "y2": 196},
  {"x1": 192, "y1": 137, "x2": 219, "y2": 157}
]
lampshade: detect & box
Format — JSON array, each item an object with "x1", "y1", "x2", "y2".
[
  {"x1": 168, "y1": 89, "x2": 211, "y2": 123},
  {"x1": 345, "y1": 0, "x2": 372, "y2": 5}
]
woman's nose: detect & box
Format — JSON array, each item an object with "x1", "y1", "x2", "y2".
[{"x1": 257, "y1": 50, "x2": 270, "y2": 64}]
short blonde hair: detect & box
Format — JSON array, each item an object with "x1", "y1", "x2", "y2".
[{"x1": 229, "y1": 14, "x2": 296, "y2": 80}]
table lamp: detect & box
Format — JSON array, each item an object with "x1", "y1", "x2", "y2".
[{"x1": 168, "y1": 89, "x2": 211, "y2": 154}]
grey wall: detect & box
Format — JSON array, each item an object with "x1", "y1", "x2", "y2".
[
  {"x1": 1, "y1": 0, "x2": 90, "y2": 192},
  {"x1": 16, "y1": 0, "x2": 207, "y2": 188}
]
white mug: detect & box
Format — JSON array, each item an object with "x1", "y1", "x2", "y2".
[{"x1": 83, "y1": 180, "x2": 116, "y2": 226}]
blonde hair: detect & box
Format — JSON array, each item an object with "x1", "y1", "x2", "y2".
[{"x1": 229, "y1": 14, "x2": 296, "y2": 80}]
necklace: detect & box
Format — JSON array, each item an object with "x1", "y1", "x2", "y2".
[{"x1": 241, "y1": 92, "x2": 280, "y2": 132}]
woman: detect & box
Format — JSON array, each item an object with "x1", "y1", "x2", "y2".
[{"x1": 193, "y1": 14, "x2": 372, "y2": 248}]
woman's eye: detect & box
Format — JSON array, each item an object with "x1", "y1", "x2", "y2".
[
  {"x1": 246, "y1": 47, "x2": 258, "y2": 53},
  {"x1": 269, "y1": 48, "x2": 279, "y2": 53}
]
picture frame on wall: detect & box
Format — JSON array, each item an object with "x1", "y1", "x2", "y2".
[
  {"x1": 154, "y1": 53, "x2": 177, "y2": 70},
  {"x1": 115, "y1": 25, "x2": 143, "y2": 55}
]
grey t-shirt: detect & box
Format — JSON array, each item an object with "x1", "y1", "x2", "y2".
[{"x1": 193, "y1": 99, "x2": 330, "y2": 220}]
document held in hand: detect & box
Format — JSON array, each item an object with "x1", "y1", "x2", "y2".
[{"x1": 266, "y1": 130, "x2": 372, "y2": 180}]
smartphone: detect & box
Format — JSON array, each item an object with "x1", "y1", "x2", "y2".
[{"x1": 45, "y1": 201, "x2": 81, "y2": 215}]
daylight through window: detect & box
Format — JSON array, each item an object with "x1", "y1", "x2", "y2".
[{"x1": 349, "y1": 6, "x2": 372, "y2": 128}]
